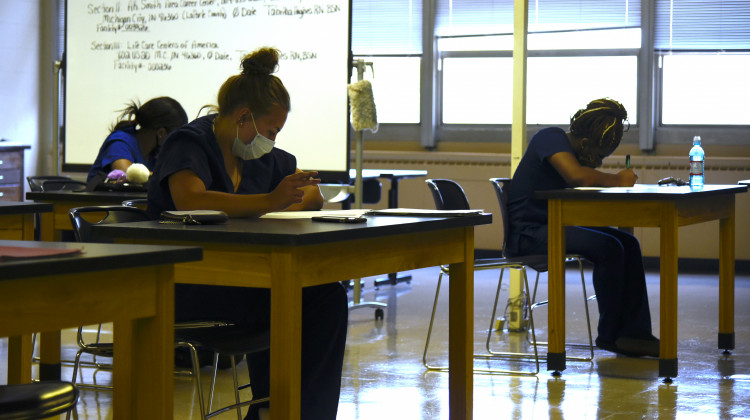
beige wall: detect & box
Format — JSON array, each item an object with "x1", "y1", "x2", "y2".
[{"x1": 329, "y1": 150, "x2": 750, "y2": 261}]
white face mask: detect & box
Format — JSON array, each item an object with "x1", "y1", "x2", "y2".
[{"x1": 231, "y1": 113, "x2": 275, "y2": 160}]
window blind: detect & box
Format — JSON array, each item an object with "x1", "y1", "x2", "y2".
[
  {"x1": 655, "y1": 0, "x2": 750, "y2": 50},
  {"x1": 351, "y1": 0, "x2": 423, "y2": 55},
  {"x1": 436, "y1": 0, "x2": 640, "y2": 37}
]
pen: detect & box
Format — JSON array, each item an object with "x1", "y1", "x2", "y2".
[{"x1": 625, "y1": 154, "x2": 631, "y2": 169}]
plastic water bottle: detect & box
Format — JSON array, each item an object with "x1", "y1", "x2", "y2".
[{"x1": 689, "y1": 136, "x2": 705, "y2": 189}]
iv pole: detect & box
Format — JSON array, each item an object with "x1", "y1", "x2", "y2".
[
  {"x1": 351, "y1": 59, "x2": 374, "y2": 210},
  {"x1": 53, "y1": 60, "x2": 62, "y2": 175},
  {"x1": 349, "y1": 59, "x2": 386, "y2": 319}
]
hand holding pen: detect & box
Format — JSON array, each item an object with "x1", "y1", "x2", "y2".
[{"x1": 624, "y1": 154, "x2": 638, "y2": 185}]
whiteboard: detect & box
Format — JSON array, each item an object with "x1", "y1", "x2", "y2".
[{"x1": 64, "y1": 0, "x2": 351, "y2": 182}]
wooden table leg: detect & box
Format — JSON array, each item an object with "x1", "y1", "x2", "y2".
[
  {"x1": 271, "y1": 248, "x2": 303, "y2": 420},
  {"x1": 547, "y1": 199, "x2": 567, "y2": 373},
  {"x1": 718, "y1": 199, "x2": 735, "y2": 352},
  {"x1": 447, "y1": 227, "x2": 474, "y2": 420},
  {"x1": 7, "y1": 334, "x2": 33, "y2": 384},
  {"x1": 113, "y1": 265, "x2": 174, "y2": 419},
  {"x1": 4, "y1": 213, "x2": 47, "y2": 384},
  {"x1": 39, "y1": 211, "x2": 55, "y2": 242},
  {"x1": 39, "y1": 331, "x2": 62, "y2": 381},
  {"x1": 37, "y1": 212, "x2": 63, "y2": 382},
  {"x1": 659, "y1": 203, "x2": 679, "y2": 379},
  {"x1": 22, "y1": 213, "x2": 35, "y2": 241}
]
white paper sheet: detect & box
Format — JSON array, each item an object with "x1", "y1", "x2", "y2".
[
  {"x1": 260, "y1": 209, "x2": 372, "y2": 219},
  {"x1": 368, "y1": 208, "x2": 484, "y2": 216}
]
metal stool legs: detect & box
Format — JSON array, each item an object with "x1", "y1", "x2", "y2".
[
  {"x1": 526, "y1": 257, "x2": 596, "y2": 361},
  {"x1": 423, "y1": 264, "x2": 540, "y2": 375}
]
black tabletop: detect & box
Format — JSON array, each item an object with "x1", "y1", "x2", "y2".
[
  {"x1": 535, "y1": 184, "x2": 748, "y2": 201},
  {"x1": 0, "y1": 201, "x2": 52, "y2": 215},
  {"x1": 0, "y1": 240, "x2": 202, "y2": 280},
  {"x1": 352, "y1": 169, "x2": 429, "y2": 180},
  {"x1": 26, "y1": 190, "x2": 147, "y2": 204},
  {"x1": 91, "y1": 213, "x2": 492, "y2": 247}
]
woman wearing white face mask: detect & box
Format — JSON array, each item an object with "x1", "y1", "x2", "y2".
[
  {"x1": 147, "y1": 48, "x2": 324, "y2": 218},
  {"x1": 147, "y1": 47, "x2": 346, "y2": 420}
]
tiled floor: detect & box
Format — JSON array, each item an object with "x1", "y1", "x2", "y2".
[{"x1": 2, "y1": 265, "x2": 749, "y2": 419}]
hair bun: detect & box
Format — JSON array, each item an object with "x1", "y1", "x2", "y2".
[{"x1": 241, "y1": 47, "x2": 280, "y2": 76}]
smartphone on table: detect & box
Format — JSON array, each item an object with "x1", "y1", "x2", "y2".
[{"x1": 311, "y1": 215, "x2": 367, "y2": 223}]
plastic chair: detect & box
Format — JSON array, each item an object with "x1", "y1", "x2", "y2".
[
  {"x1": 26, "y1": 175, "x2": 74, "y2": 192},
  {"x1": 68, "y1": 205, "x2": 270, "y2": 419},
  {"x1": 26, "y1": 175, "x2": 84, "y2": 241},
  {"x1": 422, "y1": 178, "x2": 548, "y2": 375},
  {"x1": 350, "y1": 178, "x2": 382, "y2": 204},
  {"x1": 489, "y1": 177, "x2": 596, "y2": 362},
  {"x1": 0, "y1": 381, "x2": 78, "y2": 419},
  {"x1": 39, "y1": 179, "x2": 87, "y2": 192},
  {"x1": 174, "y1": 327, "x2": 270, "y2": 419}
]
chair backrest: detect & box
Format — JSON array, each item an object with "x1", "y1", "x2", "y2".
[
  {"x1": 489, "y1": 177, "x2": 512, "y2": 254},
  {"x1": 362, "y1": 179, "x2": 382, "y2": 204},
  {"x1": 68, "y1": 205, "x2": 149, "y2": 243},
  {"x1": 348, "y1": 178, "x2": 382, "y2": 205},
  {"x1": 40, "y1": 179, "x2": 88, "y2": 192},
  {"x1": 26, "y1": 175, "x2": 73, "y2": 192},
  {"x1": 424, "y1": 179, "x2": 471, "y2": 210}
]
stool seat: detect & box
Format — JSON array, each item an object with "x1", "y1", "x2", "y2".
[
  {"x1": 176, "y1": 327, "x2": 270, "y2": 356},
  {"x1": 0, "y1": 381, "x2": 78, "y2": 420}
]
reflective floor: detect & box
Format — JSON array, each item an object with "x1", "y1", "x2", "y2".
[{"x1": 2, "y1": 265, "x2": 749, "y2": 419}]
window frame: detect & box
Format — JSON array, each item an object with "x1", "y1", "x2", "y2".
[
  {"x1": 435, "y1": 48, "x2": 641, "y2": 143},
  {"x1": 359, "y1": 0, "x2": 750, "y2": 150},
  {"x1": 653, "y1": 51, "x2": 750, "y2": 147}
]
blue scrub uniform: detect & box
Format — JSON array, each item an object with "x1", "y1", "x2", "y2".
[
  {"x1": 506, "y1": 127, "x2": 653, "y2": 346},
  {"x1": 148, "y1": 114, "x2": 348, "y2": 420}
]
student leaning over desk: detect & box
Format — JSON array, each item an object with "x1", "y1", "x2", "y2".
[
  {"x1": 86, "y1": 96, "x2": 188, "y2": 185},
  {"x1": 147, "y1": 47, "x2": 346, "y2": 420},
  {"x1": 506, "y1": 98, "x2": 660, "y2": 358}
]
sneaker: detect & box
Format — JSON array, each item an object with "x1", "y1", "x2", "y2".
[
  {"x1": 595, "y1": 336, "x2": 660, "y2": 358},
  {"x1": 615, "y1": 336, "x2": 660, "y2": 358},
  {"x1": 594, "y1": 337, "x2": 620, "y2": 354}
]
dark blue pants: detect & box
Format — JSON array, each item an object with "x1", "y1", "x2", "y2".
[
  {"x1": 514, "y1": 226, "x2": 653, "y2": 343},
  {"x1": 175, "y1": 282, "x2": 349, "y2": 420}
]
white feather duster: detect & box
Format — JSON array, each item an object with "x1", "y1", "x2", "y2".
[
  {"x1": 348, "y1": 80, "x2": 378, "y2": 132},
  {"x1": 126, "y1": 163, "x2": 150, "y2": 184}
]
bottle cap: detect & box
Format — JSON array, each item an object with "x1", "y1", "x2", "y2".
[{"x1": 693, "y1": 135, "x2": 701, "y2": 144}]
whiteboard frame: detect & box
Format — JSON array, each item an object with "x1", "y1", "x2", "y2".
[{"x1": 62, "y1": 0, "x2": 352, "y2": 184}]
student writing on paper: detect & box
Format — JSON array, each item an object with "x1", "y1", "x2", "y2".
[
  {"x1": 506, "y1": 98, "x2": 659, "y2": 357},
  {"x1": 146, "y1": 47, "x2": 344, "y2": 420},
  {"x1": 86, "y1": 96, "x2": 188, "y2": 185}
]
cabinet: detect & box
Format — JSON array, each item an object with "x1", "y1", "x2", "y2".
[{"x1": 0, "y1": 145, "x2": 30, "y2": 201}]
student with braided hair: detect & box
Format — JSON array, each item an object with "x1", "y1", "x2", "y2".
[{"x1": 506, "y1": 98, "x2": 659, "y2": 358}]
